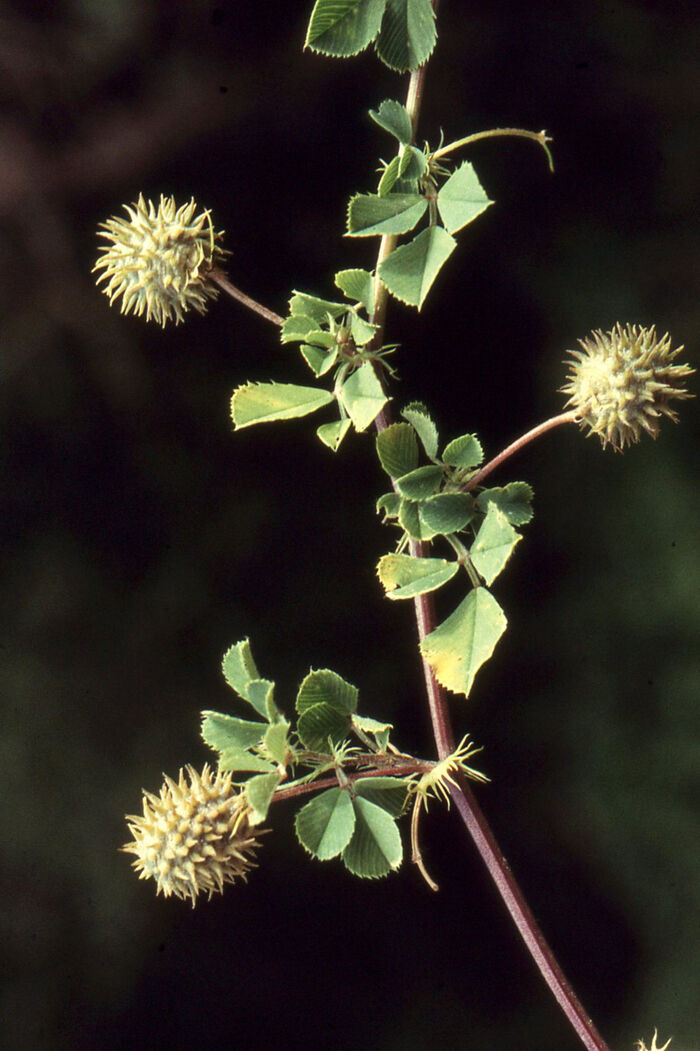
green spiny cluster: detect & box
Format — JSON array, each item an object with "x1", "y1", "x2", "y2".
[
  {"x1": 94, "y1": 194, "x2": 226, "y2": 326},
  {"x1": 562, "y1": 323, "x2": 693, "y2": 450}
]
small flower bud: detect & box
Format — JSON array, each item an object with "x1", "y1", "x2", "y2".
[
  {"x1": 122, "y1": 764, "x2": 261, "y2": 905},
  {"x1": 94, "y1": 194, "x2": 227, "y2": 326},
  {"x1": 561, "y1": 323, "x2": 693, "y2": 450}
]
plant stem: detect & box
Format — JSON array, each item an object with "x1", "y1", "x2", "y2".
[
  {"x1": 272, "y1": 760, "x2": 427, "y2": 805},
  {"x1": 432, "y1": 127, "x2": 554, "y2": 171},
  {"x1": 209, "y1": 267, "x2": 284, "y2": 327},
  {"x1": 368, "y1": 12, "x2": 609, "y2": 1049},
  {"x1": 464, "y1": 409, "x2": 579, "y2": 492}
]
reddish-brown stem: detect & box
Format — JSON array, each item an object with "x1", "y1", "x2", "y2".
[
  {"x1": 272, "y1": 760, "x2": 427, "y2": 805},
  {"x1": 368, "y1": 12, "x2": 610, "y2": 1048},
  {"x1": 210, "y1": 267, "x2": 284, "y2": 327},
  {"x1": 464, "y1": 410, "x2": 580, "y2": 492}
]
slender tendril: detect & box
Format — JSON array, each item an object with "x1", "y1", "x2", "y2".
[{"x1": 432, "y1": 127, "x2": 555, "y2": 172}]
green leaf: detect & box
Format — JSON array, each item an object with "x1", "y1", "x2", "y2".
[
  {"x1": 353, "y1": 776, "x2": 409, "y2": 816},
  {"x1": 296, "y1": 668, "x2": 358, "y2": 716},
  {"x1": 476, "y1": 482, "x2": 534, "y2": 526},
  {"x1": 375, "y1": 0, "x2": 437, "y2": 72},
  {"x1": 376, "y1": 491, "x2": 401, "y2": 519},
  {"x1": 218, "y1": 749, "x2": 276, "y2": 774},
  {"x1": 347, "y1": 192, "x2": 427, "y2": 236},
  {"x1": 246, "y1": 679, "x2": 278, "y2": 722},
  {"x1": 420, "y1": 588, "x2": 507, "y2": 697},
  {"x1": 338, "y1": 362, "x2": 388, "y2": 432},
  {"x1": 222, "y1": 639, "x2": 259, "y2": 698},
  {"x1": 305, "y1": 0, "x2": 387, "y2": 57},
  {"x1": 295, "y1": 787, "x2": 356, "y2": 860},
  {"x1": 347, "y1": 311, "x2": 378, "y2": 346},
  {"x1": 377, "y1": 155, "x2": 400, "y2": 196},
  {"x1": 401, "y1": 402, "x2": 438, "y2": 459},
  {"x1": 301, "y1": 344, "x2": 334, "y2": 376},
  {"x1": 200, "y1": 711, "x2": 265, "y2": 753},
  {"x1": 335, "y1": 268, "x2": 375, "y2": 313},
  {"x1": 376, "y1": 421, "x2": 419, "y2": 478},
  {"x1": 289, "y1": 291, "x2": 347, "y2": 321},
  {"x1": 395, "y1": 464, "x2": 443, "y2": 500},
  {"x1": 342, "y1": 796, "x2": 402, "y2": 877},
  {"x1": 397, "y1": 496, "x2": 429, "y2": 540},
  {"x1": 377, "y1": 552, "x2": 458, "y2": 599},
  {"x1": 317, "y1": 418, "x2": 352, "y2": 451},
  {"x1": 437, "y1": 161, "x2": 493, "y2": 235},
  {"x1": 231, "y1": 382, "x2": 334, "y2": 429},
  {"x1": 281, "y1": 314, "x2": 318, "y2": 343},
  {"x1": 297, "y1": 703, "x2": 352, "y2": 752},
  {"x1": 379, "y1": 226, "x2": 457, "y2": 309},
  {"x1": 399, "y1": 144, "x2": 427, "y2": 180},
  {"x1": 368, "y1": 98, "x2": 413, "y2": 144},
  {"x1": 419, "y1": 492, "x2": 476, "y2": 534},
  {"x1": 263, "y1": 719, "x2": 290, "y2": 765},
  {"x1": 442, "y1": 433, "x2": 484, "y2": 468},
  {"x1": 246, "y1": 771, "x2": 281, "y2": 825},
  {"x1": 470, "y1": 505, "x2": 522, "y2": 586},
  {"x1": 351, "y1": 715, "x2": 393, "y2": 752}
]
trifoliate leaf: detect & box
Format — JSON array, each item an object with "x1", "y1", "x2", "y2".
[
  {"x1": 395, "y1": 464, "x2": 443, "y2": 500},
  {"x1": 420, "y1": 588, "x2": 507, "y2": 697},
  {"x1": 338, "y1": 362, "x2": 388, "y2": 431},
  {"x1": 289, "y1": 291, "x2": 347, "y2": 321},
  {"x1": 368, "y1": 98, "x2": 413, "y2": 144},
  {"x1": 297, "y1": 703, "x2": 353, "y2": 752},
  {"x1": 375, "y1": 0, "x2": 437, "y2": 73},
  {"x1": 436, "y1": 161, "x2": 493, "y2": 235},
  {"x1": 218, "y1": 749, "x2": 276, "y2": 775},
  {"x1": 305, "y1": 0, "x2": 387, "y2": 58},
  {"x1": 246, "y1": 679, "x2": 278, "y2": 722},
  {"x1": 376, "y1": 491, "x2": 401, "y2": 519},
  {"x1": 476, "y1": 482, "x2": 534, "y2": 526},
  {"x1": 231, "y1": 382, "x2": 334, "y2": 429},
  {"x1": 353, "y1": 776, "x2": 409, "y2": 816},
  {"x1": 281, "y1": 313, "x2": 318, "y2": 343},
  {"x1": 401, "y1": 402, "x2": 439, "y2": 459},
  {"x1": 263, "y1": 719, "x2": 291, "y2": 765},
  {"x1": 295, "y1": 787, "x2": 356, "y2": 860},
  {"x1": 246, "y1": 771, "x2": 281, "y2": 825},
  {"x1": 335, "y1": 268, "x2": 375, "y2": 313},
  {"x1": 317, "y1": 418, "x2": 352, "y2": 451},
  {"x1": 342, "y1": 796, "x2": 402, "y2": 877},
  {"x1": 376, "y1": 421, "x2": 419, "y2": 478},
  {"x1": 347, "y1": 192, "x2": 427, "y2": 236},
  {"x1": 296, "y1": 668, "x2": 359, "y2": 716},
  {"x1": 442, "y1": 433, "x2": 483, "y2": 468},
  {"x1": 419, "y1": 492, "x2": 476, "y2": 534},
  {"x1": 377, "y1": 552, "x2": 459, "y2": 599},
  {"x1": 201, "y1": 711, "x2": 265, "y2": 753},
  {"x1": 470, "y1": 505, "x2": 522, "y2": 586},
  {"x1": 379, "y1": 226, "x2": 456, "y2": 309}
]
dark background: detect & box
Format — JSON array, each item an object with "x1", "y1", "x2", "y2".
[{"x1": 1, "y1": 1, "x2": 698, "y2": 1048}]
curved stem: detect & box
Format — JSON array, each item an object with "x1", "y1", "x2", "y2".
[
  {"x1": 272, "y1": 760, "x2": 427, "y2": 805},
  {"x1": 433, "y1": 127, "x2": 554, "y2": 171},
  {"x1": 365, "y1": 9, "x2": 608, "y2": 1047},
  {"x1": 209, "y1": 267, "x2": 284, "y2": 327},
  {"x1": 464, "y1": 410, "x2": 579, "y2": 492}
]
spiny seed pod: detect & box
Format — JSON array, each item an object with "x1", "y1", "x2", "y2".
[
  {"x1": 94, "y1": 194, "x2": 226, "y2": 326},
  {"x1": 561, "y1": 323, "x2": 693, "y2": 451},
  {"x1": 122, "y1": 764, "x2": 261, "y2": 906}
]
